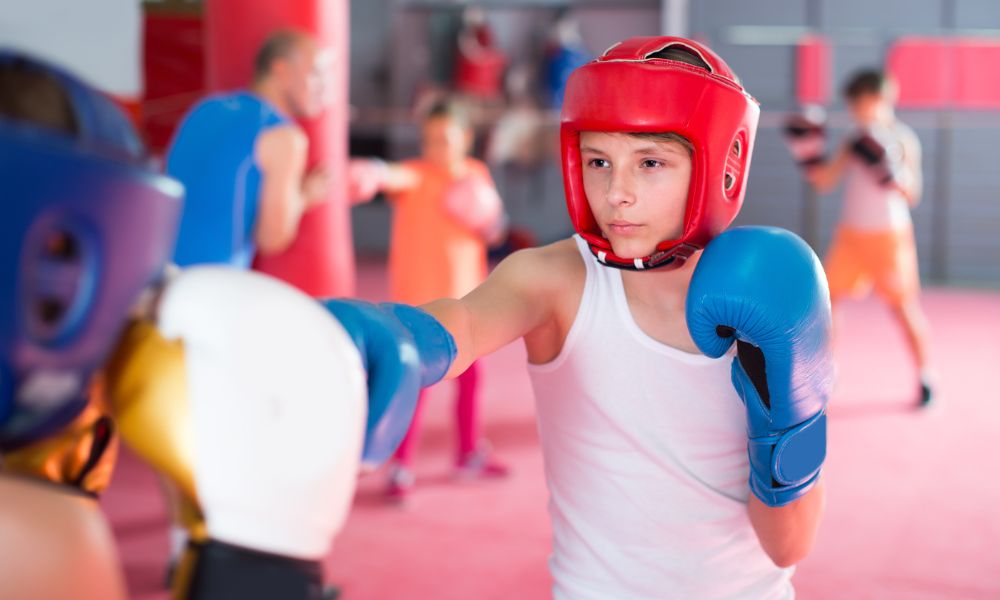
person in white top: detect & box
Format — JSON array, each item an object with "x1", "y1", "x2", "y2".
[
  {"x1": 793, "y1": 69, "x2": 935, "y2": 407},
  {"x1": 419, "y1": 37, "x2": 832, "y2": 599}
]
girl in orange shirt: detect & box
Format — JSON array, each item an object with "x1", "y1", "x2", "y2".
[{"x1": 349, "y1": 100, "x2": 509, "y2": 500}]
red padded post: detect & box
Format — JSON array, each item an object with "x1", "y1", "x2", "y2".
[
  {"x1": 205, "y1": 0, "x2": 354, "y2": 297},
  {"x1": 795, "y1": 34, "x2": 831, "y2": 106}
]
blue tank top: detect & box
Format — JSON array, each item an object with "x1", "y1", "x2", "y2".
[{"x1": 167, "y1": 92, "x2": 290, "y2": 268}]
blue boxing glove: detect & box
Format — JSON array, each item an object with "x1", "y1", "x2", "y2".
[
  {"x1": 686, "y1": 227, "x2": 833, "y2": 507},
  {"x1": 320, "y1": 300, "x2": 456, "y2": 466}
]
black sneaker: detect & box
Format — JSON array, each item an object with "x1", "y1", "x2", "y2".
[
  {"x1": 919, "y1": 380, "x2": 934, "y2": 408},
  {"x1": 324, "y1": 585, "x2": 342, "y2": 600}
]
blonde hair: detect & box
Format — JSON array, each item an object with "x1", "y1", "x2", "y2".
[{"x1": 627, "y1": 132, "x2": 694, "y2": 156}]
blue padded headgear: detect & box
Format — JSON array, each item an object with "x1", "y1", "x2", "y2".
[{"x1": 0, "y1": 51, "x2": 183, "y2": 450}]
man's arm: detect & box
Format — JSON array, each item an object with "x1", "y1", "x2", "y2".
[
  {"x1": 421, "y1": 245, "x2": 563, "y2": 379},
  {"x1": 748, "y1": 478, "x2": 825, "y2": 567},
  {"x1": 254, "y1": 125, "x2": 325, "y2": 255}
]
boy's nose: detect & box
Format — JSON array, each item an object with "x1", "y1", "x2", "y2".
[{"x1": 606, "y1": 169, "x2": 637, "y2": 207}]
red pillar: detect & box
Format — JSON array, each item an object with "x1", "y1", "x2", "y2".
[
  {"x1": 204, "y1": 0, "x2": 354, "y2": 297},
  {"x1": 795, "y1": 34, "x2": 831, "y2": 106}
]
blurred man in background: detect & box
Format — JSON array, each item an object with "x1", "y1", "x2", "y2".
[{"x1": 167, "y1": 29, "x2": 332, "y2": 269}]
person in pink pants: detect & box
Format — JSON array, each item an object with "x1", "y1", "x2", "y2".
[{"x1": 349, "y1": 99, "x2": 510, "y2": 501}]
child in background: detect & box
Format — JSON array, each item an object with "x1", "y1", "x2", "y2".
[
  {"x1": 786, "y1": 69, "x2": 934, "y2": 407},
  {"x1": 349, "y1": 100, "x2": 509, "y2": 501}
]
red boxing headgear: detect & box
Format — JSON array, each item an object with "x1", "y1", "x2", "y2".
[{"x1": 560, "y1": 36, "x2": 760, "y2": 270}]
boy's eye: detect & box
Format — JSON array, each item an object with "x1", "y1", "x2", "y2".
[
  {"x1": 641, "y1": 159, "x2": 663, "y2": 168},
  {"x1": 587, "y1": 158, "x2": 610, "y2": 169}
]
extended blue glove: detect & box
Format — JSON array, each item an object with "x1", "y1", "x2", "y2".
[
  {"x1": 321, "y1": 300, "x2": 456, "y2": 466},
  {"x1": 686, "y1": 227, "x2": 833, "y2": 507}
]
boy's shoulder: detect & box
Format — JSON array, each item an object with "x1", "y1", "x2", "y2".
[
  {"x1": 497, "y1": 237, "x2": 584, "y2": 291},
  {"x1": 509, "y1": 236, "x2": 581, "y2": 268},
  {"x1": 502, "y1": 238, "x2": 588, "y2": 354},
  {"x1": 892, "y1": 120, "x2": 920, "y2": 147}
]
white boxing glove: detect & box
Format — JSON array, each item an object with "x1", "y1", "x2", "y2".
[{"x1": 157, "y1": 267, "x2": 366, "y2": 560}]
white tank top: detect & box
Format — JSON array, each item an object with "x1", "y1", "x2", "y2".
[
  {"x1": 527, "y1": 236, "x2": 794, "y2": 600},
  {"x1": 840, "y1": 122, "x2": 914, "y2": 231}
]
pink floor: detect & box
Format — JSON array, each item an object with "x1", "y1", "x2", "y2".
[{"x1": 102, "y1": 261, "x2": 1000, "y2": 599}]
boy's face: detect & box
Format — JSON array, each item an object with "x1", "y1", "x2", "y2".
[
  {"x1": 848, "y1": 92, "x2": 888, "y2": 126},
  {"x1": 422, "y1": 116, "x2": 471, "y2": 170},
  {"x1": 580, "y1": 132, "x2": 692, "y2": 260}
]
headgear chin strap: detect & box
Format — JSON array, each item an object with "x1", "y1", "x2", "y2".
[
  {"x1": 0, "y1": 51, "x2": 183, "y2": 450},
  {"x1": 560, "y1": 36, "x2": 760, "y2": 271}
]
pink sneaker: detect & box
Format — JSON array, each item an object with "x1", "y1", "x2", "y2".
[
  {"x1": 384, "y1": 464, "x2": 415, "y2": 503},
  {"x1": 454, "y1": 447, "x2": 510, "y2": 480}
]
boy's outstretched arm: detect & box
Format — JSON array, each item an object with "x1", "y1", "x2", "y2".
[
  {"x1": 805, "y1": 143, "x2": 849, "y2": 194},
  {"x1": 422, "y1": 246, "x2": 560, "y2": 379}
]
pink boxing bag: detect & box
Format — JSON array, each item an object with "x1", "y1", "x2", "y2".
[{"x1": 205, "y1": 0, "x2": 354, "y2": 297}]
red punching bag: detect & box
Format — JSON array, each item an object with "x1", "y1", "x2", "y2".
[
  {"x1": 205, "y1": 0, "x2": 353, "y2": 297},
  {"x1": 453, "y1": 13, "x2": 506, "y2": 100}
]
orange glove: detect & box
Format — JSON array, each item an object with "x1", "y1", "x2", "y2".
[{"x1": 1, "y1": 379, "x2": 118, "y2": 496}]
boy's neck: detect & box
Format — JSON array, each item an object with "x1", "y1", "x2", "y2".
[
  {"x1": 870, "y1": 107, "x2": 896, "y2": 128},
  {"x1": 619, "y1": 251, "x2": 701, "y2": 309}
]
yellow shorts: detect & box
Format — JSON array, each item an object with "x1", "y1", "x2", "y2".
[{"x1": 824, "y1": 226, "x2": 920, "y2": 307}]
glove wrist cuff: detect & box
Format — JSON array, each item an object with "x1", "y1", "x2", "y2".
[
  {"x1": 379, "y1": 303, "x2": 456, "y2": 387},
  {"x1": 750, "y1": 469, "x2": 822, "y2": 507},
  {"x1": 748, "y1": 409, "x2": 827, "y2": 508}
]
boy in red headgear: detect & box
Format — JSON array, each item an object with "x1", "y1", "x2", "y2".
[{"x1": 417, "y1": 37, "x2": 831, "y2": 597}]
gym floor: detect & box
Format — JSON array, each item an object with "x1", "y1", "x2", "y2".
[{"x1": 104, "y1": 260, "x2": 1000, "y2": 600}]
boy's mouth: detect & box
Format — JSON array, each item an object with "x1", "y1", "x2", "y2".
[{"x1": 607, "y1": 220, "x2": 643, "y2": 235}]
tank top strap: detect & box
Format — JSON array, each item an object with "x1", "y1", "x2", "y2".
[{"x1": 535, "y1": 236, "x2": 605, "y2": 372}]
